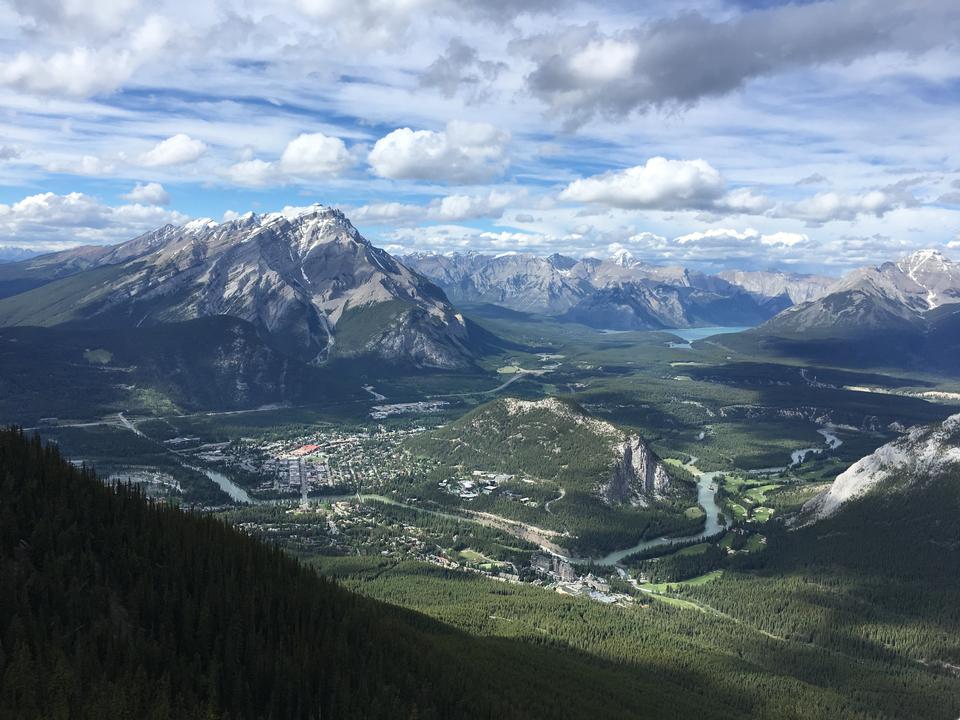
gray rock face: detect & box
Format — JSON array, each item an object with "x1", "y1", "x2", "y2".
[
  {"x1": 605, "y1": 437, "x2": 672, "y2": 505},
  {"x1": 717, "y1": 270, "x2": 835, "y2": 304},
  {"x1": 0, "y1": 205, "x2": 476, "y2": 369},
  {"x1": 798, "y1": 414, "x2": 960, "y2": 524}
]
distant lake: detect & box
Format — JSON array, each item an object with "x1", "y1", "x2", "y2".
[{"x1": 664, "y1": 326, "x2": 753, "y2": 343}]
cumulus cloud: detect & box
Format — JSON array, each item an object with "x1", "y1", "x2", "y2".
[
  {"x1": 225, "y1": 159, "x2": 276, "y2": 187},
  {"x1": 140, "y1": 134, "x2": 207, "y2": 167},
  {"x1": 0, "y1": 191, "x2": 187, "y2": 248},
  {"x1": 779, "y1": 189, "x2": 914, "y2": 225},
  {"x1": 559, "y1": 157, "x2": 724, "y2": 210},
  {"x1": 0, "y1": 15, "x2": 171, "y2": 97},
  {"x1": 420, "y1": 38, "x2": 506, "y2": 100},
  {"x1": 280, "y1": 132, "x2": 353, "y2": 176},
  {"x1": 0, "y1": 47, "x2": 135, "y2": 97},
  {"x1": 429, "y1": 190, "x2": 514, "y2": 221},
  {"x1": 350, "y1": 202, "x2": 425, "y2": 224},
  {"x1": 121, "y1": 182, "x2": 170, "y2": 205},
  {"x1": 368, "y1": 121, "x2": 510, "y2": 183},
  {"x1": 521, "y1": 2, "x2": 960, "y2": 126},
  {"x1": 715, "y1": 187, "x2": 774, "y2": 214}
]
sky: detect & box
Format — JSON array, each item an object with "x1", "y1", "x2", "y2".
[{"x1": 2, "y1": 0, "x2": 960, "y2": 274}]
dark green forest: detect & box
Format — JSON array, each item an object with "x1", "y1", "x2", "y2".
[{"x1": 0, "y1": 427, "x2": 742, "y2": 720}]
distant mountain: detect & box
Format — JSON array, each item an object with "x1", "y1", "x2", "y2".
[
  {"x1": 0, "y1": 206, "x2": 482, "y2": 369},
  {"x1": 762, "y1": 249, "x2": 960, "y2": 335},
  {"x1": 800, "y1": 413, "x2": 960, "y2": 523},
  {"x1": 403, "y1": 251, "x2": 792, "y2": 330},
  {"x1": 737, "y1": 249, "x2": 960, "y2": 374},
  {"x1": 0, "y1": 246, "x2": 41, "y2": 264},
  {"x1": 402, "y1": 251, "x2": 590, "y2": 314},
  {"x1": 717, "y1": 269, "x2": 834, "y2": 304}
]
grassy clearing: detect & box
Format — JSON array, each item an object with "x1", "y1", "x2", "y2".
[{"x1": 639, "y1": 570, "x2": 724, "y2": 594}]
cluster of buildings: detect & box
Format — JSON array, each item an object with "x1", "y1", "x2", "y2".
[
  {"x1": 437, "y1": 470, "x2": 540, "y2": 507},
  {"x1": 530, "y1": 553, "x2": 633, "y2": 605},
  {"x1": 438, "y1": 470, "x2": 514, "y2": 500},
  {"x1": 176, "y1": 426, "x2": 430, "y2": 501}
]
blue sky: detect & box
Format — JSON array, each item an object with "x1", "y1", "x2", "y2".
[{"x1": 1, "y1": 0, "x2": 960, "y2": 274}]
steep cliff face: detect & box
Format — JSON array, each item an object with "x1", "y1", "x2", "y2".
[{"x1": 605, "y1": 437, "x2": 672, "y2": 505}]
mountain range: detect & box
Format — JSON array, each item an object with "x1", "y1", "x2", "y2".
[{"x1": 402, "y1": 250, "x2": 834, "y2": 330}]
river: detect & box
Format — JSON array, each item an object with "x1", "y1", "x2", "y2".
[
  {"x1": 191, "y1": 465, "x2": 254, "y2": 504},
  {"x1": 574, "y1": 462, "x2": 727, "y2": 566},
  {"x1": 754, "y1": 425, "x2": 845, "y2": 473}
]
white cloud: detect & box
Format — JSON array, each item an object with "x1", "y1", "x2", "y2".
[
  {"x1": 44, "y1": 154, "x2": 116, "y2": 176},
  {"x1": 567, "y1": 38, "x2": 639, "y2": 84},
  {"x1": 430, "y1": 190, "x2": 514, "y2": 221},
  {"x1": 760, "y1": 231, "x2": 809, "y2": 247},
  {"x1": 0, "y1": 191, "x2": 187, "y2": 248},
  {"x1": 0, "y1": 47, "x2": 135, "y2": 97},
  {"x1": 121, "y1": 181, "x2": 170, "y2": 205},
  {"x1": 675, "y1": 227, "x2": 810, "y2": 248},
  {"x1": 780, "y1": 190, "x2": 910, "y2": 224},
  {"x1": 280, "y1": 132, "x2": 353, "y2": 176},
  {"x1": 716, "y1": 187, "x2": 774, "y2": 214},
  {"x1": 350, "y1": 202, "x2": 425, "y2": 223},
  {"x1": 225, "y1": 159, "x2": 276, "y2": 187},
  {"x1": 560, "y1": 157, "x2": 724, "y2": 210},
  {"x1": 0, "y1": 15, "x2": 171, "y2": 97},
  {"x1": 368, "y1": 121, "x2": 510, "y2": 183},
  {"x1": 350, "y1": 190, "x2": 516, "y2": 225},
  {"x1": 139, "y1": 134, "x2": 208, "y2": 167}
]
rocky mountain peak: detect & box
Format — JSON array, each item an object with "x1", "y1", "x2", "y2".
[{"x1": 610, "y1": 248, "x2": 637, "y2": 267}]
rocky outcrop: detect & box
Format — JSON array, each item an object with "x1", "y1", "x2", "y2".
[
  {"x1": 604, "y1": 437, "x2": 672, "y2": 505},
  {"x1": 799, "y1": 413, "x2": 960, "y2": 523}
]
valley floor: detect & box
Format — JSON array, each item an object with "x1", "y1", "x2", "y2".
[{"x1": 17, "y1": 316, "x2": 960, "y2": 718}]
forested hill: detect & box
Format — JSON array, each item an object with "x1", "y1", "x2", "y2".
[{"x1": 0, "y1": 427, "x2": 737, "y2": 720}]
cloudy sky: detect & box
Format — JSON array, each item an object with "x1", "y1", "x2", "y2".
[{"x1": 2, "y1": 0, "x2": 960, "y2": 273}]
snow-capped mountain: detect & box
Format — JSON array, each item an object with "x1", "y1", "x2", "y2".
[
  {"x1": 800, "y1": 413, "x2": 960, "y2": 522},
  {"x1": 760, "y1": 249, "x2": 960, "y2": 336},
  {"x1": 402, "y1": 251, "x2": 791, "y2": 329},
  {"x1": 0, "y1": 205, "x2": 477, "y2": 368}
]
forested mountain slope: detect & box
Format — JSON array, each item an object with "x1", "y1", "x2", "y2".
[{"x1": 0, "y1": 427, "x2": 733, "y2": 720}]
